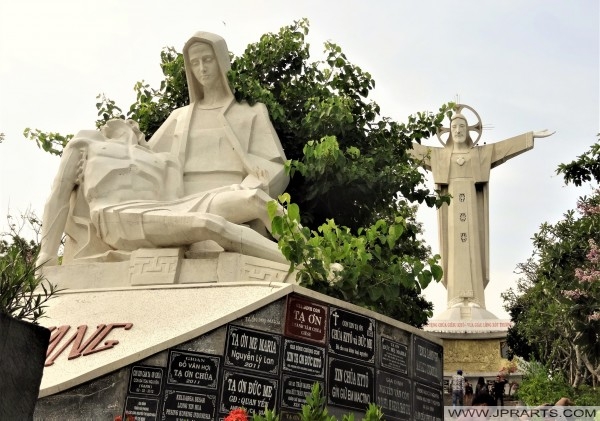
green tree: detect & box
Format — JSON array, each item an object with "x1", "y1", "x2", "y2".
[
  {"x1": 556, "y1": 134, "x2": 600, "y2": 187},
  {"x1": 503, "y1": 138, "x2": 600, "y2": 389},
  {"x1": 24, "y1": 19, "x2": 449, "y2": 326},
  {"x1": 1, "y1": 213, "x2": 58, "y2": 323}
]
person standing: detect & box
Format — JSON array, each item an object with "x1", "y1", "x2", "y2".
[
  {"x1": 493, "y1": 375, "x2": 508, "y2": 406},
  {"x1": 475, "y1": 377, "x2": 488, "y2": 397},
  {"x1": 450, "y1": 369, "x2": 465, "y2": 406},
  {"x1": 464, "y1": 379, "x2": 474, "y2": 405}
]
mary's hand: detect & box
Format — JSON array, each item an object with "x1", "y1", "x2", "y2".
[
  {"x1": 240, "y1": 169, "x2": 270, "y2": 193},
  {"x1": 533, "y1": 129, "x2": 555, "y2": 139}
]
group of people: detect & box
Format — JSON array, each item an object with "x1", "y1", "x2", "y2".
[{"x1": 450, "y1": 370, "x2": 509, "y2": 407}]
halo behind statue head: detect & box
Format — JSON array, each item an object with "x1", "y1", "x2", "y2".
[{"x1": 436, "y1": 104, "x2": 483, "y2": 147}]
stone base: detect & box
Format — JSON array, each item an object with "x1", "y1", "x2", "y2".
[
  {"x1": 433, "y1": 305, "x2": 499, "y2": 321},
  {"x1": 38, "y1": 250, "x2": 296, "y2": 397},
  {"x1": 35, "y1": 267, "x2": 445, "y2": 420},
  {"x1": 423, "y1": 304, "x2": 517, "y2": 395},
  {"x1": 43, "y1": 249, "x2": 295, "y2": 290},
  {"x1": 424, "y1": 302, "x2": 512, "y2": 336}
]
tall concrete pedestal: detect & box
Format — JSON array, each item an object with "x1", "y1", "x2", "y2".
[{"x1": 424, "y1": 305, "x2": 517, "y2": 403}]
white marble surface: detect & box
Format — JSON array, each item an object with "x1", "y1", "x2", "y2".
[
  {"x1": 39, "y1": 282, "x2": 294, "y2": 397},
  {"x1": 37, "y1": 32, "x2": 289, "y2": 268}
]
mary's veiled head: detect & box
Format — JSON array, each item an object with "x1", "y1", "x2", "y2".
[{"x1": 183, "y1": 32, "x2": 233, "y2": 103}]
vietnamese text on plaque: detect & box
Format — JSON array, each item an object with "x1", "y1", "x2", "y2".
[
  {"x1": 329, "y1": 308, "x2": 375, "y2": 362},
  {"x1": 167, "y1": 350, "x2": 220, "y2": 390},
  {"x1": 282, "y1": 339, "x2": 325, "y2": 378},
  {"x1": 225, "y1": 326, "x2": 281, "y2": 375},
  {"x1": 285, "y1": 296, "x2": 328, "y2": 344},
  {"x1": 220, "y1": 370, "x2": 279, "y2": 416},
  {"x1": 413, "y1": 337, "x2": 442, "y2": 386},
  {"x1": 327, "y1": 358, "x2": 374, "y2": 411},
  {"x1": 376, "y1": 371, "x2": 411, "y2": 421}
]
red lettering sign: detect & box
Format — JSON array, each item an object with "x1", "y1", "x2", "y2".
[{"x1": 45, "y1": 322, "x2": 133, "y2": 366}]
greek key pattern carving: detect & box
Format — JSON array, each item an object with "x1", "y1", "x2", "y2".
[
  {"x1": 130, "y1": 255, "x2": 180, "y2": 275},
  {"x1": 243, "y1": 264, "x2": 288, "y2": 282}
]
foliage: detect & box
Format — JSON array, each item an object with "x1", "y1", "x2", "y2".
[
  {"x1": 228, "y1": 19, "x2": 451, "y2": 230},
  {"x1": 515, "y1": 361, "x2": 573, "y2": 406},
  {"x1": 516, "y1": 360, "x2": 600, "y2": 406},
  {"x1": 299, "y1": 383, "x2": 336, "y2": 421},
  {"x1": 22, "y1": 128, "x2": 72, "y2": 156},
  {"x1": 556, "y1": 134, "x2": 600, "y2": 186},
  {"x1": 573, "y1": 384, "x2": 600, "y2": 406},
  {"x1": 269, "y1": 193, "x2": 442, "y2": 327},
  {"x1": 504, "y1": 137, "x2": 600, "y2": 388},
  {"x1": 22, "y1": 19, "x2": 451, "y2": 325},
  {"x1": 0, "y1": 213, "x2": 59, "y2": 323}
]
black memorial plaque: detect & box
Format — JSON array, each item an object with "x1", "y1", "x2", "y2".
[
  {"x1": 327, "y1": 357, "x2": 374, "y2": 411},
  {"x1": 379, "y1": 337, "x2": 408, "y2": 375},
  {"x1": 124, "y1": 396, "x2": 159, "y2": 421},
  {"x1": 280, "y1": 412, "x2": 302, "y2": 421},
  {"x1": 280, "y1": 375, "x2": 324, "y2": 411},
  {"x1": 225, "y1": 326, "x2": 281, "y2": 375},
  {"x1": 285, "y1": 296, "x2": 328, "y2": 344},
  {"x1": 375, "y1": 371, "x2": 411, "y2": 421},
  {"x1": 240, "y1": 299, "x2": 285, "y2": 333},
  {"x1": 167, "y1": 350, "x2": 221, "y2": 390},
  {"x1": 282, "y1": 339, "x2": 326, "y2": 378},
  {"x1": 413, "y1": 382, "x2": 443, "y2": 421},
  {"x1": 162, "y1": 389, "x2": 217, "y2": 421},
  {"x1": 128, "y1": 365, "x2": 164, "y2": 396},
  {"x1": 329, "y1": 307, "x2": 375, "y2": 362},
  {"x1": 220, "y1": 370, "x2": 279, "y2": 416},
  {"x1": 413, "y1": 337, "x2": 443, "y2": 386}
]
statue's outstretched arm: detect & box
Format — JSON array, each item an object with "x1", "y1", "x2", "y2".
[
  {"x1": 533, "y1": 129, "x2": 555, "y2": 139},
  {"x1": 37, "y1": 143, "x2": 84, "y2": 266},
  {"x1": 409, "y1": 142, "x2": 433, "y2": 171},
  {"x1": 491, "y1": 130, "x2": 554, "y2": 168}
]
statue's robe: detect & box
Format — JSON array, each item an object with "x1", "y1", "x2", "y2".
[{"x1": 412, "y1": 133, "x2": 534, "y2": 309}]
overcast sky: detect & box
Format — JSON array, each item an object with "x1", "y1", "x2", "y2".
[{"x1": 1, "y1": 0, "x2": 598, "y2": 319}]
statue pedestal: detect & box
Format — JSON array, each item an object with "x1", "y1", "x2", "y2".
[
  {"x1": 424, "y1": 308, "x2": 517, "y2": 402},
  {"x1": 35, "y1": 251, "x2": 446, "y2": 421}
]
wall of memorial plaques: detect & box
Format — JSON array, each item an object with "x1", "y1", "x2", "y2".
[
  {"x1": 35, "y1": 292, "x2": 443, "y2": 421},
  {"x1": 121, "y1": 293, "x2": 443, "y2": 421}
]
